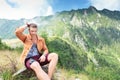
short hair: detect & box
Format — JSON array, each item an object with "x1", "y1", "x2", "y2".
[{"x1": 27, "y1": 23, "x2": 37, "y2": 28}]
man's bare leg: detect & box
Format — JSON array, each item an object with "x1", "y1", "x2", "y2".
[
  {"x1": 48, "y1": 53, "x2": 58, "y2": 79},
  {"x1": 30, "y1": 61, "x2": 50, "y2": 80}
]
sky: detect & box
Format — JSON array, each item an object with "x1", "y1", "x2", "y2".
[{"x1": 0, "y1": 0, "x2": 120, "y2": 20}]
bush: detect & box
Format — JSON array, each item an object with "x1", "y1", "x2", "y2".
[
  {"x1": 0, "y1": 38, "x2": 12, "y2": 50},
  {"x1": 88, "y1": 67, "x2": 120, "y2": 80},
  {"x1": 47, "y1": 37, "x2": 88, "y2": 71}
]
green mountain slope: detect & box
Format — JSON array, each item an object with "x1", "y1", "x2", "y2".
[{"x1": 0, "y1": 19, "x2": 24, "y2": 39}]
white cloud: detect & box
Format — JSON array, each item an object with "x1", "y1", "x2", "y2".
[
  {"x1": 0, "y1": 0, "x2": 54, "y2": 20},
  {"x1": 90, "y1": 0, "x2": 120, "y2": 11},
  {"x1": 46, "y1": 6, "x2": 53, "y2": 16}
]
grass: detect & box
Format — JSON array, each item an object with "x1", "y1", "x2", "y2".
[
  {"x1": 0, "y1": 49, "x2": 89, "y2": 80},
  {"x1": 0, "y1": 50, "x2": 18, "y2": 80},
  {"x1": 0, "y1": 50, "x2": 22, "y2": 69}
]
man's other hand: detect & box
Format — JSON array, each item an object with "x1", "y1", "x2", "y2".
[{"x1": 39, "y1": 55, "x2": 45, "y2": 62}]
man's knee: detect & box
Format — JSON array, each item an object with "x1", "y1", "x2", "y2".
[
  {"x1": 51, "y1": 53, "x2": 58, "y2": 60},
  {"x1": 54, "y1": 53, "x2": 58, "y2": 60},
  {"x1": 30, "y1": 61, "x2": 41, "y2": 70}
]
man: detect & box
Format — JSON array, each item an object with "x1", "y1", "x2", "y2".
[{"x1": 15, "y1": 23, "x2": 58, "y2": 80}]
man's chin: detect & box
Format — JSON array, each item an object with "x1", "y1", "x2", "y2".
[{"x1": 30, "y1": 34, "x2": 37, "y2": 36}]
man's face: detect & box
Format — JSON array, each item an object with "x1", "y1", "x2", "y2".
[{"x1": 29, "y1": 27, "x2": 37, "y2": 35}]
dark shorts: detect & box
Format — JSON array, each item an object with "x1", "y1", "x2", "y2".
[{"x1": 25, "y1": 54, "x2": 49, "y2": 69}]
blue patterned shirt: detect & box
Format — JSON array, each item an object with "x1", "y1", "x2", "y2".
[{"x1": 26, "y1": 43, "x2": 39, "y2": 58}]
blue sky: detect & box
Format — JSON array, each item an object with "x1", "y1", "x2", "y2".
[
  {"x1": 49, "y1": 0, "x2": 120, "y2": 12},
  {"x1": 48, "y1": 0, "x2": 90, "y2": 12},
  {"x1": 6, "y1": 0, "x2": 18, "y2": 8},
  {"x1": 0, "y1": 0, "x2": 120, "y2": 19}
]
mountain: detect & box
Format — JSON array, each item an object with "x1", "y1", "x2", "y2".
[{"x1": 1, "y1": 6, "x2": 120, "y2": 80}]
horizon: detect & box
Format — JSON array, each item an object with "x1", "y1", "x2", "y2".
[{"x1": 0, "y1": 6, "x2": 120, "y2": 20}]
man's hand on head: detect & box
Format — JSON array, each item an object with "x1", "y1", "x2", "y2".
[{"x1": 26, "y1": 22, "x2": 30, "y2": 27}]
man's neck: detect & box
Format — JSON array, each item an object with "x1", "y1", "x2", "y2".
[
  {"x1": 31, "y1": 35, "x2": 38, "y2": 43},
  {"x1": 31, "y1": 35, "x2": 37, "y2": 39}
]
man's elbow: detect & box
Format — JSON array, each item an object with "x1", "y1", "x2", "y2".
[
  {"x1": 15, "y1": 26, "x2": 25, "y2": 35},
  {"x1": 15, "y1": 29, "x2": 20, "y2": 37}
]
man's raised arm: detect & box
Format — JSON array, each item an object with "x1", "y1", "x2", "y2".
[{"x1": 15, "y1": 25, "x2": 27, "y2": 43}]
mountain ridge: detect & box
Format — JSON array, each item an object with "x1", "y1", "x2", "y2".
[{"x1": 0, "y1": 6, "x2": 120, "y2": 39}]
